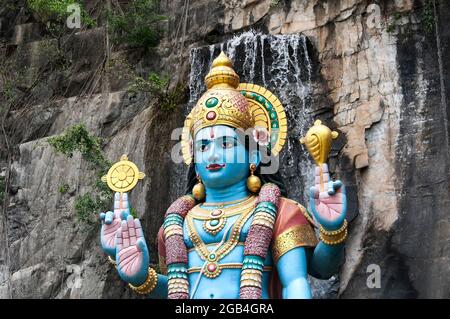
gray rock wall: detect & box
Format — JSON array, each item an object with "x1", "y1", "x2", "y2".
[{"x1": 0, "y1": 0, "x2": 448, "y2": 298}]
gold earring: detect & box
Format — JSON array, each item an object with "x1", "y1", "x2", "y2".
[
  {"x1": 246, "y1": 164, "x2": 261, "y2": 193},
  {"x1": 192, "y1": 175, "x2": 205, "y2": 201}
]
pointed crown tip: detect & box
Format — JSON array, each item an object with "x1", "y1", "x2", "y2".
[
  {"x1": 212, "y1": 51, "x2": 232, "y2": 68},
  {"x1": 205, "y1": 51, "x2": 239, "y2": 89}
]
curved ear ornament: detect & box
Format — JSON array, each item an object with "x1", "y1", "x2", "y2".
[
  {"x1": 239, "y1": 83, "x2": 287, "y2": 156},
  {"x1": 299, "y1": 120, "x2": 339, "y2": 165}
]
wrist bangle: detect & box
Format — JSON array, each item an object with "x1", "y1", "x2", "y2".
[
  {"x1": 108, "y1": 256, "x2": 117, "y2": 267},
  {"x1": 129, "y1": 267, "x2": 158, "y2": 295},
  {"x1": 320, "y1": 219, "x2": 347, "y2": 236},
  {"x1": 319, "y1": 226, "x2": 348, "y2": 245}
]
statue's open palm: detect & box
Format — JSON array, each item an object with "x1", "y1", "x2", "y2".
[
  {"x1": 100, "y1": 193, "x2": 130, "y2": 257},
  {"x1": 116, "y1": 215, "x2": 150, "y2": 286},
  {"x1": 309, "y1": 163, "x2": 347, "y2": 231}
]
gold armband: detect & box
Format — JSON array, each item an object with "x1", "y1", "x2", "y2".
[
  {"x1": 319, "y1": 220, "x2": 348, "y2": 245},
  {"x1": 128, "y1": 267, "x2": 158, "y2": 295}
]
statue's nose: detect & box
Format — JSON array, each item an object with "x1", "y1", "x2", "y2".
[{"x1": 207, "y1": 143, "x2": 220, "y2": 163}]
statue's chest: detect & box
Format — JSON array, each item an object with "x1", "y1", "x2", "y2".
[{"x1": 183, "y1": 214, "x2": 253, "y2": 248}]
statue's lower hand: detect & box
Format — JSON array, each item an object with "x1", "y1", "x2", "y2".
[
  {"x1": 116, "y1": 215, "x2": 150, "y2": 286},
  {"x1": 309, "y1": 163, "x2": 347, "y2": 231},
  {"x1": 100, "y1": 192, "x2": 130, "y2": 257}
]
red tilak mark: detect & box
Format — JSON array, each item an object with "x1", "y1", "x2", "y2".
[{"x1": 209, "y1": 127, "x2": 215, "y2": 139}]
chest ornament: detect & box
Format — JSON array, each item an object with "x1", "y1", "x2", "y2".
[
  {"x1": 189, "y1": 195, "x2": 255, "y2": 236},
  {"x1": 186, "y1": 196, "x2": 256, "y2": 278}
]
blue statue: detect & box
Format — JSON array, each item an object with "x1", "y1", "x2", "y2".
[{"x1": 99, "y1": 52, "x2": 348, "y2": 299}]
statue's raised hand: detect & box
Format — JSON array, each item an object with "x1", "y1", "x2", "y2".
[
  {"x1": 100, "y1": 192, "x2": 130, "y2": 257},
  {"x1": 309, "y1": 163, "x2": 347, "y2": 231},
  {"x1": 116, "y1": 215, "x2": 150, "y2": 286}
]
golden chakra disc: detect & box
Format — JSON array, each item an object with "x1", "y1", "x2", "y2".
[{"x1": 101, "y1": 154, "x2": 145, "y2": 193}]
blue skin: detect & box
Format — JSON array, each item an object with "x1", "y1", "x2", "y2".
[{"x1": 99, "y1": 124, "x2": 346, "y2": 298}]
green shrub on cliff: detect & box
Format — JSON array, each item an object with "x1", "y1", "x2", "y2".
[
  {"x1": 423, "y1": 1, "x2": 435, "y2": 34},
  {"x1": 128, "y1": 72, "x2": 185, "y2": 112},
  {"x1": 48, "y1": 124, "x2": 110, "y2": 172},
  {"x1": 28, "y1": 0, "x2": 94, "y2": 35},
  {"x1": 48, "y1": 124, "x2": 112, "y2": 224},
  {"x1": 107, "y1": 0, "x2": 167, "y2": 49}
]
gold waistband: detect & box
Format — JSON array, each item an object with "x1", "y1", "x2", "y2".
[{"x1": 187, "y1": 263, "x2": 273, "y2": 274}]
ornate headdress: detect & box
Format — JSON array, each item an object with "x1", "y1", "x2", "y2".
[{"x1": 181, "y1": 52, "x2": 288, "y2": 165}]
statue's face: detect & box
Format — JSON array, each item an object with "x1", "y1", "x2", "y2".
[{"x1": 194, "y1": 125, "x2": 251, "y2": 189}]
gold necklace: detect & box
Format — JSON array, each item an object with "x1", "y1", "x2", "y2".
[
  {"x1": 186, "y1": 202, "x2": 255, "y2": 278},
  {"x1": 191, "y1": 196, "x2": 256, "y2": 235},
  {"x1": 200, "y1": 195, "x2": 252, "y2": 207}
]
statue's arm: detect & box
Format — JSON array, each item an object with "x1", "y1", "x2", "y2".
[
  {"x1": 131, "y1": 271, "x2": 168, "y2": 299},
  {"x1": 276, "y1": 247, "x2": 312, "y2": 299},
  {"x1": 111, "y1": 216, "x2": 169, "y2": 299},
  {"x1": 107, "y1": 258, "x2": 168, "y2": 299},
  {"x1": 307, "y1": 163, "x2": 347, "y2": 279},
  {"x1": 309, "y1": 240, "x2": 344, "y2": 279},
  {"x1": 100, "y1": 192, "x2": 169, "y2": 298}
]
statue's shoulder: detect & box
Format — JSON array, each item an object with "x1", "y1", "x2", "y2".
[
  {"x1": 271, "y1": 197, "x2": 318, "y2": 262},
  {"x1": 278, "y1": 197, "x2": 316, "y2": 228}
]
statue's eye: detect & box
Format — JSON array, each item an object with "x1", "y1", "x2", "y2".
[
  {"x1": 196, "y1": 143, "x2": 209, "y2": 152},
  {"x1": 222, "y1": 140, "x2": 235, "y2": 149}
]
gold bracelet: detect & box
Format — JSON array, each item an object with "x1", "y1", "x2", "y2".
[
  {"x1": 128, "y1": 267, "x2": 158, "y2": 295},
  {"x1": 319, "y1": 228, "x2": 348, "y2": 245},
  {"x1": 108, "y1": 256, "x2": 117, "y2": 267},
  {"x1": 319, "y1": 219, "x2": 347, "y2": 236}
]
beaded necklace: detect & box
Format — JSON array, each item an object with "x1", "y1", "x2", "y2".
[
  {"x1": 189, "y1": 196, "x2": 256, "y2": 235},
  {"x1": 186, "y1": 200, "x2": 255, "y2": 278}
]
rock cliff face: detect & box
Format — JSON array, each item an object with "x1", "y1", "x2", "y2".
[{"x1": 0, "y1": 0, "x2": 449, "y2": 298}]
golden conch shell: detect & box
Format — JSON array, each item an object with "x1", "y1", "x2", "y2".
[
  {"x1": 101, "y1": 154, "x2": 145, "y2": 193},
  {"x1": 300, "y1": 120, "x2": 339, "y2": 165}
]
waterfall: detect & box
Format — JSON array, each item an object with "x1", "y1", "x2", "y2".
[{"x1": 188, "y1": 31, "x2": 315, "y2": 204}]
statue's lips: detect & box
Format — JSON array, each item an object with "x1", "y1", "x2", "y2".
[{"x1": 206, "y1": 163, "x2": 225, "y2": 171}]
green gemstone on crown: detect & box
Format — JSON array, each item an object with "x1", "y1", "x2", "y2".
[{"x1": 205, "y1": 97, "x2": 219, "y2": 108}]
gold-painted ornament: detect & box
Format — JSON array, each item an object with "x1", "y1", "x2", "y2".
[
  {"x1": 246, "y1": 163, "x2": 261, "y2": 193},
  {"x1": 192, "y1": 175, "x2": 206, "y2": 201},
  {"x1": 202, "y1": 209, "x2": 226, "y2": 236},
  {"x1": 128, "y1": 267, "x2": 158, "y2": 295},
  {"x1": 299, "y1": 120, "x2": 339, "y2": 165},
  {"x1": 186, "y1": 198, "x2": 256, "y2": 279},
  {"x1": 101, "y1": 154, "x2": 145, "y2": 193}
]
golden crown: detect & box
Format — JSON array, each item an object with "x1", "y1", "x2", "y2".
[{"x1": 181, "y1": 51, "x2": 287, "y2": 165}]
